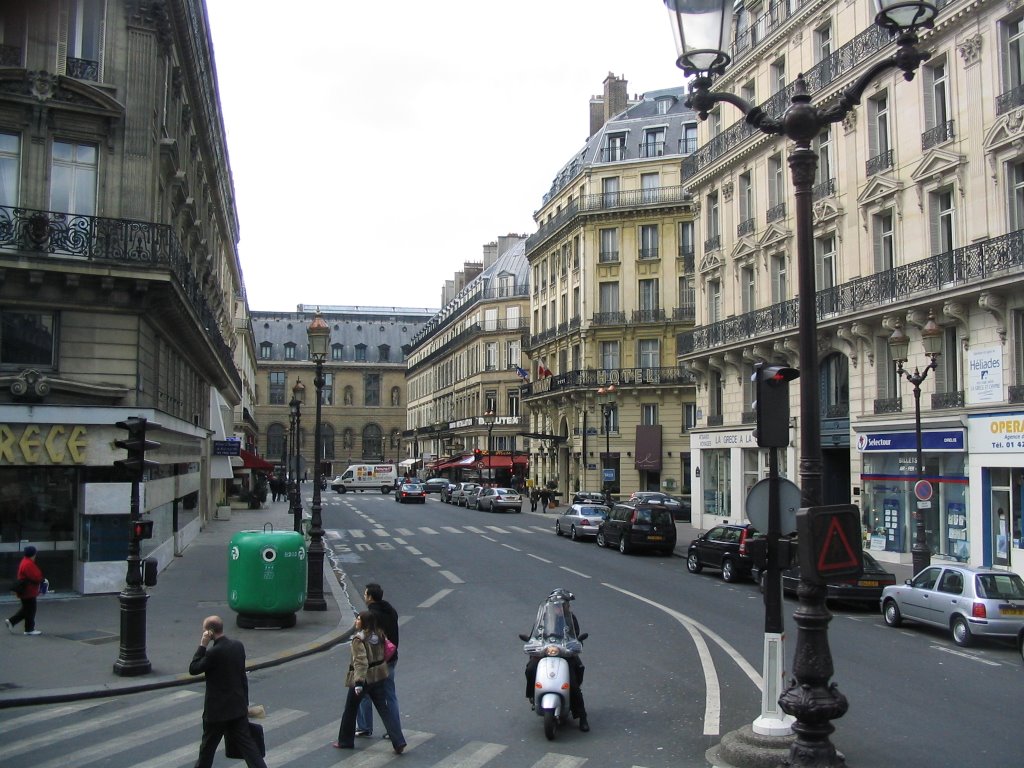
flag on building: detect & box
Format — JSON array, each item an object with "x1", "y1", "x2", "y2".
[
  {"x1": 514, "y1": 365, "x2": 530, "y2": 381},
  {"x1": 538, "y1": 363, "x2": 553, "y2": 378}
]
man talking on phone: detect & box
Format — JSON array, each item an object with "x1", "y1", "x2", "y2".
[{"x1": 188, "y1": 615, "x2": 268, "y2": 767}]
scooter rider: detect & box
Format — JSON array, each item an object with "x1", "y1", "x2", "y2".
[{"x1": 524, "y1": 588, "x2": 589, "y2": 731}]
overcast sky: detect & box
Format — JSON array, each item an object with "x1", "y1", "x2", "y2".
[{"x1": 205, "y1": 1, "x2": 684, "y2": 314}]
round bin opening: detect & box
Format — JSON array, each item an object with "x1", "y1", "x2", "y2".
[{"x1": 261, "y1": 547, "x2": 277, "y2": 562}]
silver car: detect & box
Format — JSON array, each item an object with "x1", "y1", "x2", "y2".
[
  {"x1": 454, "y1": 482, "x2": 481, "y2": 507},
  {"x1": 555, "y1": 503, "x2": 610, "y2": 541},
  {"x1": 475, "y1": 487, "x2": 522, "y2": 512},
  {"x1": 881, "y1": 563, "x2": 1024, "y2": 647}
]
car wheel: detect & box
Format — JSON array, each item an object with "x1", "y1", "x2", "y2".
[
  {"x1": 686, "y1": 552, "x2": 703, "y2": 573},
  {"x1": 1018, "y1": 631, "x2": 1024, "y2": 664},
  {"x1": 619, "y1": 536, "x2": 630, "y2": 555},
  {"x1": 951, "y1": 615, "x2": 973, "y2": 647},
  {"x1": 722, "y1": 559, "x2": 737, "y2": 583},
  {"x1": 570, "y1": 526, "x2": 579, "y2": 542},
  {"x1": 596, "y1": 531, "x2": 606, "y2": 548},
  {"x1": 882, "y1": 599, "x2": 902, "y2": 627},
  {"x1": 555, "y1": 521, "x2": 562, "y2": 536}
]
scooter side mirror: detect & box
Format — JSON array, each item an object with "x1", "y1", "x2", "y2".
[
  {"x1": 578, "y1": 632, "x2": 589, "y2": 641},
  {"x1": 518, "y1": 633, "x2": 530, "y2": 641}
]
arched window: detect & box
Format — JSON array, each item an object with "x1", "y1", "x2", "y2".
[
  {"x1": 266, "y1": 423, "x2": 286, "y2": 458},
  {"x1": 362, "y1": 424, "x2": 383, "y2": 459},
  {"x1": 321, "y1": 423, "x2": 335, "y2": 460}
]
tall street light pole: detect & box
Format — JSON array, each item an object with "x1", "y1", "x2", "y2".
[
  {"x1": 483, "y1": 410, "x2": 496, "y2": 483},
  {"x1": 596, "y1": 385, "x2": 617, "y2": 494},
  {"x1": 304, "y1": 311, "x2": 330, "y2": 611},
  {"x1": 888, "y1": 310, "x2": 943, "y2": 575},
  {"x1": 290, "y1": 379, "x2": 304, "y2": 534},
  {"x1": 662, "y1": 1, "x2": 938, "y2": 765}
]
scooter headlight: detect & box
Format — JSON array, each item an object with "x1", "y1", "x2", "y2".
[{"x1": 545, "y1": 645, "x2": 560, "y2": 656}]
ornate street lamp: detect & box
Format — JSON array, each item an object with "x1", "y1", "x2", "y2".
[
  {"x1": 289, "y1": 378, "x2": 304, "y2": 534},
  {"x1": 661, "y1": 1, "x2": 939, "y2": 765},
  {"x1": 304, "y1": 311, "x2": 330, "y2": 611},
  {"x1": 889, "y1": 310, "x2": 942, "y2": 575},
  {"x1": 596, "y1": 385, "x2": 617, "y2": 494},
  {"x1": 483, "y1": 410, "x2": 496, "y2": 483}
]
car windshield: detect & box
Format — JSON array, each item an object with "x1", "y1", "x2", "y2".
[{"x1": 975, "y1": 572, "x2": 1024, "y2": 600}]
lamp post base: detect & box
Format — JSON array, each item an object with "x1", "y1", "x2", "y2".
[
  {"x1": 113, "y1": 587, "x2": 151, "y2": 677},
  {"x1": 706, "y1": 724, "x2": 797, "y2": 768},
  {"x1": 911, "y1": 546, "x2": 931, "y2": 577}
]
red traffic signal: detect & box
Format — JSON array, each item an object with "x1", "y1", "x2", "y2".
[
  {"x1": 751, "y1": 364, "x2": 800, "y2": 448},
  {"x1": 114, "y1": 417, "x2": 161, "y2": 479},
  {"x1": 132, "y1": 519, "x2": 154, "y2": 540}
]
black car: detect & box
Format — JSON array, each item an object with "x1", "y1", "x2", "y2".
[
  {"x1": 753, "y1": 550, "x2": 898, "y2": 606},
  {"x1": 421, "y1": 477, "x2": 450, "y2": 494},
  {"x1": 596, "y1": 502, "x2": 677, "y2": 556},
  {"x1": 572, "y1": 491, "x2": 608, "y2": 505},
  {"x1": 686, "y1": 523, "x2": 759, "y2": 582}
]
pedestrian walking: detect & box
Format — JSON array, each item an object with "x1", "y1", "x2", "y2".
[
  {"x1": 356, "y1": 583, "x2": 400, "y2": 738},
  {"x1": 539, "y1": 488, "x2": 550, "y2": 513},
  {"x1": 6, "y1": 545, "x2": 44, "y2": 636},
  {"x1": 333, "y1": 611, "x2": 406, "y2": 754},
  {"x1": 530, "y1": 488, "x2": 538, "y2": 512},
  {"x1": 188, "y1": 615, "x2": 268, "y2": 768}
]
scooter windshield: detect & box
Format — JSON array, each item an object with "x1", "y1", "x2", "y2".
[{"x1": 523, "y1": 599, "x2": 582, "y2": 654}]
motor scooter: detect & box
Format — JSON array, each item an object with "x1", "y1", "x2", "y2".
[{"x1": 519, "y1": 589, "x2": 588, "y2": 740}]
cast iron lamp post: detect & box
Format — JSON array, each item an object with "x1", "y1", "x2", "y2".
[
  {"x1": 596, "y1": 385, "x2": 617, "y2": 493},
  {"x1": 289, "y1": 379, "x2": 304, "y2": 534},
  {"x1": 483, "y1": 410, "x2": 496, "y2": 482},
  {"x1": 888, "y1": 310, "x2": 942, "y2": 575},
  {"x1": 662, "y1": 1, "x2": 939, "y2": 765},
  {"x1": 304, "y1": 311, "x2": 330, "y2": 611}
]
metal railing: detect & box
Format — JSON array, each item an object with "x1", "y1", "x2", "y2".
[
  {"x1": 1010, "y1": 384, "x2": 1024, "y2": 404},
  {"x1": 673, "y1": 304, "x2": 696, "y2": 321},
  {"x1": 812, "y1": 178, "x2": 835, "y2": 201},
  {"x1": 0, "y1": 44, "x2": 22, "y2": 67},
  {"x1": 704, "y1": 234, "x2": 721, "y2": 252},
  {"x1": 639, "y1": 141, "x2": 666, "y2": 158},
  {"x1": 921, "y1": 120, "x2": 955, "y2": 151},
  {"x1": 766, "y1": 202, "x2": 786, "y2": 222},
  {"x1": 638, "y1": 247, "x2": 660, "y2": 260},
  {"x1": 707, "y1": 414, "x2": 724, "y2": 426},
  {"x1": 866, "y1": 149, "x2": 894, "y2": 176},
  {"x1": 601, "y1": 146, "x2": 628, "y2": 162},
  {"x1": 737, "y1": 218, "x2": 755, "y2": 237},
  {"x1": 66, "y1": 56, "x2": 98, "y2": 81},
  {"x1": 873, "y1": 397, "x2": 903, "y2": 415},
  {"x1": 997, "y1": 84, "x2": 1024, "y2": 115},
  {"x1": 0, "y1": 204, "x2": 237, "y2": 385},
  {"x1": 678, "y1": 249, "x2": 695, "y2": 270},
  {"x1": 522, "y1": 366, "x2": 697, "y2": 399},
  {"x1": 932, "y1": 390, "x2": 964, "y2": 410},
  {"x1": 591, "y1": 311, "x2": 627, "y2": 326},
  {"x1": 599, "y1": 250, "x2": 619, "y2": 263},
  {"x1": 632, "y1": 309, "x2": 666, "y2": 323}
]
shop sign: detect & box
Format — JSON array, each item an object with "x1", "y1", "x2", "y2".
[
  {"x1": 968, "y1": 413, "x2": 1024, "y2": 452},
  {"x1": 855, "y1": 430, "x2": 965, "y2": 452},
  {"x1": 0, "y1": 424, "x2": 88, "y2": 465},
  {"x1": 695, "y1": 430, "x2": 757, "y2": 450},
  {"x1": 966, "y1": 343, "x2": 1003, "y2": 405},
  {"x1": 213, "y1": 439, "x2": 241, "y2": 456}
]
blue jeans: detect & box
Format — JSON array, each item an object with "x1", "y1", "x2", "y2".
[{"x1": 356, "y1": 660, "x2": 398, "y2": 733}]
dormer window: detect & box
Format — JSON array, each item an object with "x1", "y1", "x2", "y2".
[
  {"x1": 603, "y1": 133, "x2": 627, "y2": 162},
  {"x1": 656, "y1": 97, "x2": 673, "y2": 115}
]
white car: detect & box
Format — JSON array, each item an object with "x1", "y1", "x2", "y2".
[{"x1": 554, "y1": 503, "x2": 610, "y2": 541}]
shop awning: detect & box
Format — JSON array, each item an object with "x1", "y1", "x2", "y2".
[
  {"x1": 398, "y1": 458, "x2": 419, "y2": 469},
  {"x1": 481, "y1": 455, "x2": 512, "y2": 469},
  {"x1": 239, "y1": 449, "x2": 274, "y2": 471}
]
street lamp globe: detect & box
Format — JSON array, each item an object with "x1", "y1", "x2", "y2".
[
  {"x1": 888, "y1": 324, "x2": 910, "y2": 366},
  {"x1": 483, "y1": 410, "x2": 496, "y2": 426},
  {"x1": 306, "y1": 309, "x2": 330, "y2": 361},
  {"x1": 663, "y1": 0, "x2": 734, "y2": 77},
  {"x1": 873, "y1": 0, "x2": 937, "y2": 32},
  {"x1": 921, "y1": 311, "x2": 943, "y2": 358}
]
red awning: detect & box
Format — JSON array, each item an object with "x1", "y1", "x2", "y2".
[
  {"x1": 239, "y1": 449, "x2": 275, "y2": 471},
  {"x1": 481, "y1": 455, "x2": 512, "y2": 469}
]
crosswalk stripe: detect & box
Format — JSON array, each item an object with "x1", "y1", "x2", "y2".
[
  {"x1": 464, "y1": 526, "x2": 486, "y2": 533},
  {"x1": 430, "y1": 740, "x2": 506, "y2": 767},
  {"x1": 129, "y1": 708, "x2": 307, "y2": 768},
  {"x1": 0, "y1": 698, "x2": 108, "y2": 732},
  {"x1": 418, "y1": 527, "x2": 440, "y2": 534},
  {"x1": 507, "y1": 526, "x2": 535, "y2": 534},
  {"x1": 372, "y1": 528, "x2": 390, "y2": 537},
  {"x1": 530, "y1": 754, "x2": 588, "y2": 768},
  {"x1": 530, "y1": 526, "x2": 551, "y2": 533},
  {"x1": 395, "y1": 527, "x2": 414, "y2": 535},
  {"x1": 317, "y1": 730, "x2": 433, "y2": 766},
  {"x1": 485, "y1": 526, "x2": 507, "y2": 534},
  {"x1": 33, "y1": 710, "x2": 199, "y2": 768},
  {"x1": 441, "y1": 526, "x2": 463, "y2": 533},
  {"x1": 0, "y1": 689, "x2": 199, "y2": 762},
  {"x1": 350, "y1": 529, "x2": 367, "y2": 538}
]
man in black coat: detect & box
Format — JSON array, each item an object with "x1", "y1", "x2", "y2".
[{"x1": 189, "y1": 615, "x2": 268, "y2": 768}]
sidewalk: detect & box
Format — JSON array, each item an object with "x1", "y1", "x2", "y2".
[{"x1": 0, "y1": 498, "x2": 354, "y2": 709}]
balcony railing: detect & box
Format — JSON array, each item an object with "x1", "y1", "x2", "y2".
[
  {"x1": 678, "y1": 248, "x2": 695, "y2": 271},
  {"x1": 1010, "y1": 384, "x2": 1024, "y2": 404},
  {"x1": 680, "y1": 137, "x2": 697, "y2": 154},
  {"x1": 632, "y1": 309, "x2": 666, "y2": 323},
  {"x1": 601, "y1": 145, "x2": 628, "y2": 162},
  {"x1": 737, "y1": 218, "x2": 755, "y2": 237},
  {"x1": 677, "y1": 228, "x2": 1024, "y2": 355},
  {"x1": 812, "y1": 178, "x2": 835, "y2": 201},
  {"x1": 640, "y1": 141, "x2": 666, "y2": 158},
  {"x1": 921, "y1": 120, "x2": 955, "y2": 151},
  {"x1": 522, "y1": 366, "x2": 697, "y2": 398},
  {"x1": 873, "y1": 397, "x2": 903, "y2": 414},
  {"x1": 66, "y1": 56, "x2": 99, "y2": 81},
  {"x1": 766, "y1": 202, "x2": 786, "y2": 223},
  {"x1": 704, "y1": 234, "x2": 721, "y2": 252},
  {"x1": 592, "y1": 311, "x2": 627, "y2": 326},
  {"x1": 599, "y1": 250, "x2": 619, "y2": 263},
  {"x1": 741, "y1": 410, "x2": 756, "y2": 424},
  {"x1": 638, "y1": 247, "x2": 660, "y2": 260},
  {"x1": 997, "y1": 84, "x2": 1024, "y2": 115},
  {"x1": 866, "y1": 149, "x2": 894, "y2": 176},
  {"x1": 932, "y1": 390, "x2": 964, "y2": 410},
  {"x1": 707, "y1": 414, "x2": 724, "y2": 426},
  {"x1": 673, "y1": 304, "x2": 696, "y2": 321},
  {"x1": 0, "y1": 204, "x2": 237, "y2": 385}
]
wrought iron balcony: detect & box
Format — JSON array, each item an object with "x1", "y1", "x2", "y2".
[
  {"x1": 873, "y1": 397, "x2": 903, "y2": 415},
  {"x1": 599, "y1": 250, "x2": 619, "y2": 263},
  {"x1": 812, "y1": 178, "x2": 835, "y2": 201},
  {"x1": 1010, "y1": 384, "x2": 1024, "y2": 404},
  {"x1": 632, "y1": 309, "x2": 666, "y2": 324},
  {"x1": 673, "y1": 304, "x2": 696, "y2": 322},
  {"x1": 639, "y1": 141, "x2": 666, "y2": 158},
  {"x1": 866, "y1": 149, "x2": 894, "y2": 176},
  {"x1": 600, "y1": 145, "x2": 628, "y2": 162},
  {"x1": 0, "y1": 203, "x2": 237, "y2": 386},
  {"x1": 737, "y1": 218, "x2": 755, "y2": 237},
  {"x1": 678, "y1": 248, "x2": 695, "y2": 271},
  {"x1": 66, "y1": 57, "x2": 99, "y2": 81},
  {"x1": 638, "y1": 247, "x2": 660, "y2": 260},
  {"x1": 707, "y1": 414, "x2": 724, "y2": 426},
  {"x1": 921, "y1": 120, "x2": 955, "y2": 151},
  {"x1": 766, "y1": 202, "x2": 786, "y2": 223},
  {"x1": 591, "y1": 311, "x2": 627, "y2": 326},
  {"x1": 680, "y1": 137, "x2": 697, "y2": 154},
  {"x1": 522, "y1": 366, "x2": 696, "y2": 399},
  {"x1": 997, "y1": 84, "x2": 1024, "y2": 116},
  {"x1": 741, "y1": 410, "x2": 756, "y2": 424},
  {"x1": 825, "y1": 402, "x2": 850, "y2": 418},
  {"x1": 932, "y1": 390, "x2": 964, "y2": 410},
  {"x1": 704, "y1": 234, "x2": 721, "y2": 252}
]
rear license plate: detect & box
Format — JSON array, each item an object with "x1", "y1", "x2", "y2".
[
  {"x1": 648, "y1": 535, "x2": 664, "y2": 541},
  {"x1": 859, "y1": 580, "x2": 878, "y2": 587},
  {"x1": 1000, "y1": 607, "x2": 1024, "y2": 616}
]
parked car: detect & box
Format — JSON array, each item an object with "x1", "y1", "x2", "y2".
[
  {"x1": 754, "y1": 550, "x2": 897, "y2": 606},
  {"x1": 880, "y1": 563, "x2": 1024, "y2": 647},
  {"x1": 441, "y1": 482, "x2": 460, "y2": 503},
  {"x1": 462, "y1": 484, "x2": 484, "y2": 508},
  {"x1": 686, "y1": 523, "x2": 759, "y2": 582},
  {"x1": 421, "y1": 477, "x2": 450, "y2": 494},
  {"x1": 475, "y1": 487, "x2": 523, "y2": 512},
  {"x1": 596, "y1": 502, "x2": 677, "y2": 555},
  {"x1": 571, "y1": 491, "x2": 607, "y2": 505},
  {"x1": 628, "y1": 491, "x2": 690, "y2": 520},
  {"x1": 453, "y1": 482, "x2": 481, "y2": 507},
  {"x1": 555, "y1": 503, "x2": 609, "y2": 541},
  {"x1": 394, "y1": 483, "x2": 427, "y2": 504}
]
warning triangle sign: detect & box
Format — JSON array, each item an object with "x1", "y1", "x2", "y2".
[{"x1": 816, "y1": 515, "x2": 861, "y2": 573}]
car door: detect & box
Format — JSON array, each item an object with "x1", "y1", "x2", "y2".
[
  {"x1": 700, "y1": 526, "x2": 729, "y2": 568},
  {"x1": 899, "y1": 566, "x2": 942, "y2": 623},
  {"x1": 607, "y1": 506, "x2": 628, "y2": 545},
  {"x1": 932, "y1": 567, "x2": 966, "y2": 629}
]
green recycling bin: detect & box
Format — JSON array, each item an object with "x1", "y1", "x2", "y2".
[{"x1": 228, "y1": 527, "x2": 307, "y2": 629}]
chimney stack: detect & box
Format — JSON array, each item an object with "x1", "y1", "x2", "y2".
[{"x1": 590, "y1": 73, "x2": 628, "y2": 137}]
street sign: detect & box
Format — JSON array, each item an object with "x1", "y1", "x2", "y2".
[
  {"x1": 797, "y1": 504, "x2": 864, "y2": 583},
  {"x1": 745, "y1": 477, "x2": 801, "y2": 535},
  {"x1": 602, "y1": 469, "x2": 616, "y2": 482},
  {"x1": 914, "y1": 480, "x2": 933, "y2": 502}
]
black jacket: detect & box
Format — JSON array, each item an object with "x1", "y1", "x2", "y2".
[
  {"x1": 369, "y1": 599, "x2": 399, "y2": 661},
  {"x1": 189, "y1": 635, "x2": 250, "y2": 722}
]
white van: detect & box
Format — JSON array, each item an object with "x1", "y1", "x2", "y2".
[{"x1": 330, "y1": 464, "x2": 398, "y2": 494}]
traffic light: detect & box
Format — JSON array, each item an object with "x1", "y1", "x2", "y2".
[
  {"x1": 752, "y1": 363, "x2": 799, "y2": 448},
  {"x1": 132, "y1": 519, "x2": 154, "y2": 540},
  {"x1": 114, "y1": 417, "x2": 161, "y2": 479}
]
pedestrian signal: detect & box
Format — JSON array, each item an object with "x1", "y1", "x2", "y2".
[{"x1": 133, "y1": 519, "x2": 154, "y2": 540}]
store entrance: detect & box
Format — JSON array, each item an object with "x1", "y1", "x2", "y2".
[{"x1": 0, "y1": 467, "x2": 76, "y2": 591}]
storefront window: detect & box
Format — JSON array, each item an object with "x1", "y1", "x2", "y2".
[
  {"x1": 0, "y1": 467, "x2": 76, "y2": 589},
  {"x1": 702, "y1": 449, "x2": 731, "y2": 517}
]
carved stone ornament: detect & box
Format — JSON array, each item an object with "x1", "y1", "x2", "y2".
[
  {"x1": 957, "y1": 34, "x2": 982, "y2": 67},
  {"x1": 9, "y1": 369, "x2": 51, "y2": 400},
  {"x1": 29, "y1": 71, "x2": 58, "y2": 102},
  {"x1": 722, "y1": 181, "x2": 734, "y2": 202},
  {"x1": 842, "y1": 107, "x2": 857, "y2": 135}
]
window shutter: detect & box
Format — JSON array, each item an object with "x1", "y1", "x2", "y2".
[
  {"x1": 876, "y1": 337, "x2": 894, "y2": 398},
  {"x1": 57, "y1": 0, "x2": 69, "y2": 75},
  {"x1": 95, "y1": 0, "x2": 107, "y2": 81},
  {"x1": 872, "y1": 215, "x2": 883, "y2": 272},
  {"x1": 929, "y1": 194, "x2": 941, "y2": 256},
  {"x1": 922, "y1": 66, "x2": 935, "y2": 131}
]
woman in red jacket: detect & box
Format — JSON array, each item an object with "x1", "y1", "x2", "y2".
[{"x1": 6, "y1": 545, "x2": 44, "y2": 635}]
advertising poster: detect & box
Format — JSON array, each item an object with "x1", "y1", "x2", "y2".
[
  {"x1": 966, "y1": 343, "x2": 1003, "y2": 405},
  {"x1": 947, "y1": 502, "x2": 968, "y2": 561},
  {"x1": 884, "y1": 497, "x2": 903, "y2": 552}
]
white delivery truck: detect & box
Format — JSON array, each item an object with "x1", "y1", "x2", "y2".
[{"x1": 330, "y1": 464, "x2": 398, "y2": 494}]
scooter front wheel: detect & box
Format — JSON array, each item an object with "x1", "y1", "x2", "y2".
[{"x1": 543, "y1": 709, "x2": 557, "y2": 740}]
